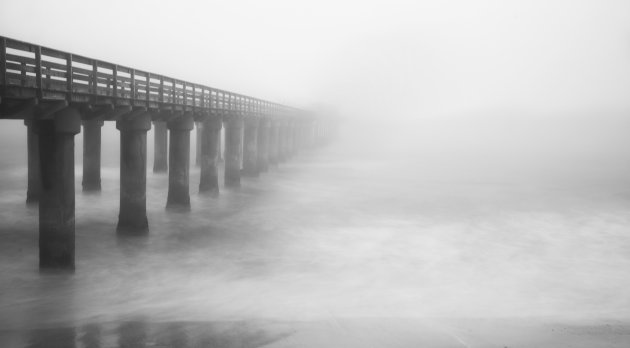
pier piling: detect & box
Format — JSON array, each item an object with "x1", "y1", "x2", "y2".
[
  {"x1": 224, "y1": 115, "x2": 244, "y2": 187},
  {"x1": 37, "y1": 107, "x2": 81, "y2": 269},
  {"x1": 166, "y1": 115, "x2": 194, "y2": 210},
  {"x1": 117, "y1": 113, "x2": 151, "y2": 234},
  {"x1": 82, "y1": 119, "x2": 103, "y2": 191},
  {"x1": 242, "y1": 116, "x2": 259, "y2": 177},
  {"x1": 199, "y1": 115, "x2": 222, "y2": 195}
]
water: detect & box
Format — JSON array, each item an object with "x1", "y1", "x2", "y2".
[{"x1": 1, "y1": 118, "x2": 630, "y2": 346}]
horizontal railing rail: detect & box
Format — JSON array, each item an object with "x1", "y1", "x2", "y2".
[{"x1": 0, "y1": 36, "x2": 296, "y2": 116}]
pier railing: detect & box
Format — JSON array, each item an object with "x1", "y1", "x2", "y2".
[{"x1": 0, "y1": 36, "x2": 290, "y2": 115}]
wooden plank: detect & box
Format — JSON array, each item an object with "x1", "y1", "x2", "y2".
[
  {"x1": 116, "y1": 65, "x2": 130, "y2": 74},
  {"x1": 5, "y1": 71, "x2": 23, "y2": 85},
  {"x1": 95, "y1": 61, "x2": 114, "y2": 70},
  {"x1": 41, "y1": 47, "x2": 67, "y2": 60},
  {"x1": 5, "y1": 53, "x2": 36, "y2": 65},
  {"x1": 41, "y1": 59, "x2": 67, "y2": 71},
  {"x1": 71, "y1": 65, "x2": 93, "y2": 76},
  {"x1": 95, "y1": 71, "x2": 113, "y2": 80},
  {"x1": 6, "y1": 61, "x2": 35, "y2": 73},
  {"x1": 72, "y1": 75, "x2": 91, "y2": 84},
  {"x1": 95, "y1": 76, "x2": 113, "y2": 85},
  {"x1": 6, "y1": 39, "x2": 34, "y2": 53},
  {"x1": 116, "y1": 74, "x2": 132, "y2": 82},
  {"x1": 72, "y1": 54, "x2": 92, "y2": 66},
  {"x1": 134, "y1": 70, "x2": 148, "y2": 79},
  {"x1": 73, "y1": 84, "x2": 90, "y2": 93}
]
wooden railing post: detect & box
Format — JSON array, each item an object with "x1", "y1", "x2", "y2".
[
  {"x1": 192, "y1": 85, "x2": 196, "y2": 110},
  {"x1": 159, "y1": 77, "x2": 164, "y2": 103},
  {"x1": 92, "y1": 61, "x2": 98, "y2": 95},
  {"x1": 35, "y1": 45, "x2": 42, "y2": 98},
  {"x1": 21, "y1": 61, "x2": 26, "y2": 87},
  {"x1": 0, "y1": 37, "x2": 6, "y2": 87},
  {"x1": 66, "y1": 53, "x2": 73, "y2": 99},
  {"x1": 130, "y1": 68, "x2": 136, "y2": 100},
  {"x1": 146, "y1": 73, "x2": 150, "y2": 103},
  {"x1": 183, "y1": 81, "x2": 187, "y2": 109},
  {"x1": 112, "y1": 65, "x2": 118, "y2": 98}
]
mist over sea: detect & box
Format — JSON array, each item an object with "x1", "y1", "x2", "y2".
[{"x1": 1, "y1": 113, "x2": 630, "y2": 346}]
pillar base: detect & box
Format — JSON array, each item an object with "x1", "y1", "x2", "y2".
[{"x1": 116, "y1": 217, "x2": 149, "y2": 235}]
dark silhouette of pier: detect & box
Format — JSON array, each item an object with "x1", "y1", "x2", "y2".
[{"x1": 0, "y1": 36, "x2": 333, "y2": 270}]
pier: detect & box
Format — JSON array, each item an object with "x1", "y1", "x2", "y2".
[{"x1": 0, "y1": 36, "x2": 333, "y2": 270}]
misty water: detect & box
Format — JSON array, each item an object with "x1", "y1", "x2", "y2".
[{"x1": 1, "y1": 115, "x2": 630, "y2": 346}]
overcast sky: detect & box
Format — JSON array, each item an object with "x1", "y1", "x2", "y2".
[{"x1": 1, "y1": 0, "x2": 630, "y2": 121}]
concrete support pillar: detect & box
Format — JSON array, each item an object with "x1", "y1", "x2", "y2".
[
  {"x1": 224, "y1": 114, "x2": 243, "y2": 188},
  {"x1": 25, "y1": 119, "x2": 40, "y2": 204},
  {"x1": 152, "y1": 120, "x2": 168, "y2": 173},
  {"x1": 37, "y1": 108, "x2": 81, "y2": 269},
  {"x1": 195, "y1": 121, "x2": 202, "y2": 167},
  {"x1": 166, "y1": 115, "x2": 194, "y2": 210},
  {"x1": 82, "y1": 119, "x2": 104, "y2": 191},
  {"x1": 242, "y1": 117, "x2": 259, "y2": 177},
  {"x1": 117, "y1": 114, "x2": 151, "y2": 234},
  {"x1": 199, "y1": 115, "x2": 222, "y2": 195},
  {"x1": 256, "y1": 118, "x2": 270, "y2": 173}
]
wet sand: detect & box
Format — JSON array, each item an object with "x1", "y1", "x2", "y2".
[{"x1": 2, "y1": 318, "x2": 630, "y2": 347}]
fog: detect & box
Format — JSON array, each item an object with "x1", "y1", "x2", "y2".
[
  {"x1": 2, "y1": 0, "x2": 630, "y2": 176},
  {"x1": 2, "y1": 0, "x2": 630, "y2": 346}
]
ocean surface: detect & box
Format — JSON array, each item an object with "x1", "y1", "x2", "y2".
[{"x1": 1, "y1": 116, "x2": 630, "y2": 347}]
